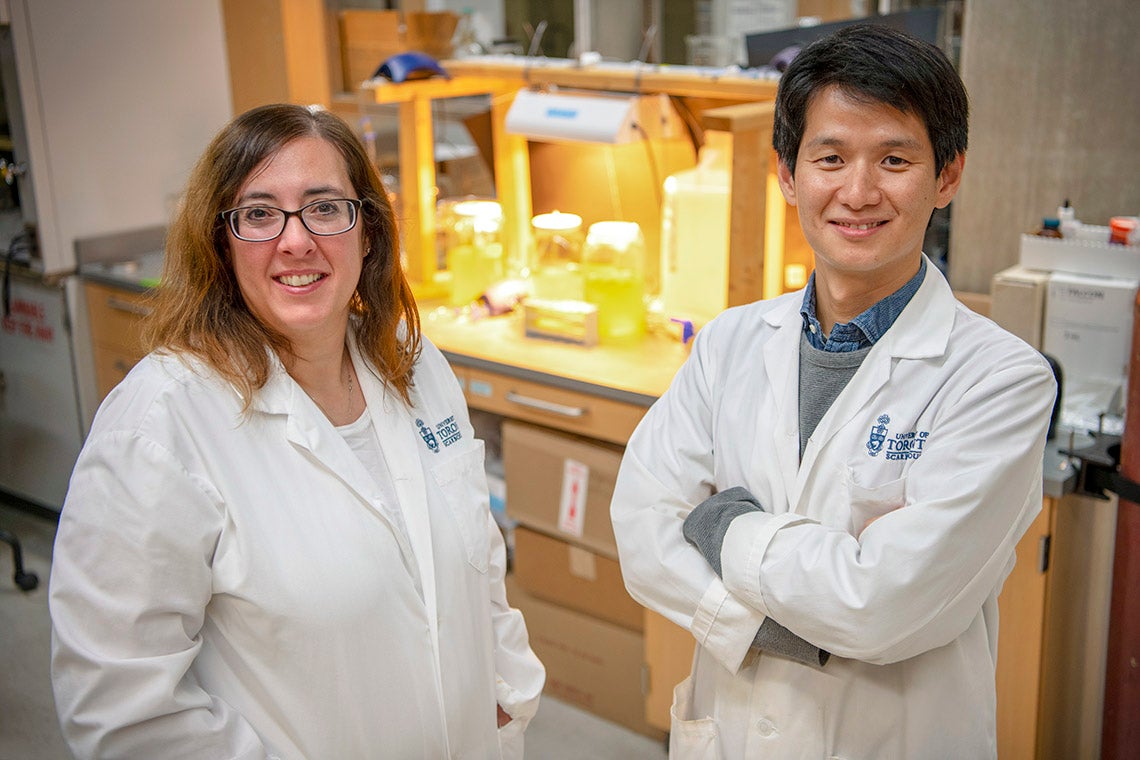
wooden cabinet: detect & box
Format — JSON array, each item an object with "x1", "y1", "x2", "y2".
[
  {"x1": 995, "y1": 497, "x2": 1054, "y2": 759},
  {"x1": 220, "y1": 0, "x2": 341, "y2": 115},
  {"x1": 84, "y1": 282, "x2": 150, "y2": 402}
]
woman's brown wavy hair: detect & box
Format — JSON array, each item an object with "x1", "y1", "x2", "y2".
[{"x1": 143, "y1": 103, "x2": 420, "y2": 406}]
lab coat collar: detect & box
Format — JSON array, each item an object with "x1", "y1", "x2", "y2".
[
  {"x1": 761, "y1": 254, "x2": 953, "y2": 360},
  {"x1": 878, "y1": 255, "x2": 956, "y2": 360},
  {"x1": 244, "y1": 337, "x2": 426, "y2": 594},
  {"x1": 763, "y1": 254, "x2": 956, "y2": 509}
]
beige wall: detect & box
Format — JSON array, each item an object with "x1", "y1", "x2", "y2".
[{"x1": 949, "y1": 0, "x2": 1140, "y2": 293}]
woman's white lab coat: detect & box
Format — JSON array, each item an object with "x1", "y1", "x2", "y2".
[
  {"x1": 50, "y1": 331, "x2": 544, "y2": 760},
  {"x1": 611, "y1": 262, "x2": 1055, "y2": 759}
]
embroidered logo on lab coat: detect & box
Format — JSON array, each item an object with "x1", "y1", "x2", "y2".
[
  {"x1": 416, "y1": 415, "x2": 463, "y2": 453},
  {"x1": 866, "y1": 414, "x2": 890, "y2": 456},
  {"x1": 884, "y1": 429, "x2": 930, "y2": 461},
  {"x1": 416, "y1": 418, "x2": 439, "y2": 452}
]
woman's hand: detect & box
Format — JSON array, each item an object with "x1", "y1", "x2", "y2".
[{"x1": 497, "y1": 705, "x2": 512, "y2": 728}]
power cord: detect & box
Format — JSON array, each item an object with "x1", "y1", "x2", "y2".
[{"x1": 3, "y1": 229, "x2": 35, "y2": 318}]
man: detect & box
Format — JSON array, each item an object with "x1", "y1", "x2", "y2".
[{"x1": 611, "y1": 24, "x2": 1055, "y2": 759}]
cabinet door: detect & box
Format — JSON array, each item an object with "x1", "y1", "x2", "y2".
[
  {"x1": 995, "y1": 497, "x2": 1054, "y2": 759},
  {"x1": 85, "y1": 282, "x2": 150, "y2": 355},
  {"x1": 85, "y1": 282, "x2": 150, "y2": 403}
]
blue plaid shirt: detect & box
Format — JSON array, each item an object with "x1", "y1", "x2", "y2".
[{"x1": 800, "y1": 258, "x2": 927, "y2": 352}]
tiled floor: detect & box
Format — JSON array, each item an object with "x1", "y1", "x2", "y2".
[{"x1": 0, "y1": 498, "x2": 667, "y2": 760}]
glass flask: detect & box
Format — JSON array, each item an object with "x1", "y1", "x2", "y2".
[
  {"x1": 582, "y1": 221, "x2": 646, "y2": 344},
  {"x1": 530, "y1": 211, "x2": 585, "y2": 301},
  {"x1": 444, "y1": 199, "x2": 504, "y2": 306}
]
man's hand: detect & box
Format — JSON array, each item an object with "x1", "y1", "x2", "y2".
[
  {"x1": 684, "y1": 486, "x2": 830, "y2": 667},
  {"x1": 682, "y1": 486, "x2": 765, "y2": 577},
  {"x1": 497, "y1": 705, "x2": 512, "y2": 728}
]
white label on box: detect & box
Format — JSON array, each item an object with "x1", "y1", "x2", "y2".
[
  {"x1": 558, "y1": 458, "x2": 589, "y2": 538},
  {"x1": 567, "y1": 545, "x2": 598, "y2": 581}
]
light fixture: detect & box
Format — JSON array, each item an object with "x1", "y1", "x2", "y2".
[{"x1": 505, "y1": 89, "x2": 652, "y2": 144}]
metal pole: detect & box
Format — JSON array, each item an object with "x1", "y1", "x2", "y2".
[{"x1": 573, "y1": 0, "x2": 592, "y2": 57}]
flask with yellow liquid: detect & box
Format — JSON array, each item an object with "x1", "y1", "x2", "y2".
[
  {"x1": 582, "y1": 221, "x2": 646, "y2": 343},
  {"x1": 530, "y1": 211, "x2": 585, "y2": 301},
  {"x1": 444, "y1": 200, "x2": 504, "y2": 306}
]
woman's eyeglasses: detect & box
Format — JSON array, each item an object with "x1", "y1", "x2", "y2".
[{"x1": 220, "y1": 198, "x2": 362, "y2": 242}]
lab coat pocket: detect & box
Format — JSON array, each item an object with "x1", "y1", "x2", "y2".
[
  {"x1": 431, "y1": 442, "x2": 491, "y2": 573},
  {"x1": 669, "y1": 676, "x2": 723, "y2": 760},
  {"x1": 496, "y1": 716, "x2": 525, "y2": 760},
  {"x1": 847, "y1": 471, "x2": 907, "y2": 539}
]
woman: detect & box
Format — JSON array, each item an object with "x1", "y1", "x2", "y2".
[{"x1": 49, "y1": 104, "x2": 544, "y2": 759}]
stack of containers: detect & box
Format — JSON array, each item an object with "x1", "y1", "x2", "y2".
[
  {"x1": 992, "y1": 201, "x2": 1140, "y2": 432},
  {"x1": 501, "y1": 419, "x2": 662, "y2": 738}
]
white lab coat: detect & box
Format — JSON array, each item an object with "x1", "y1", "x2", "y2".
[
  {"x1": 50, "y1": 330, "x2": 544, "y2": 760},
  {"x1": 612, "y1": 261, "x2": 1055, "y2": 759}
]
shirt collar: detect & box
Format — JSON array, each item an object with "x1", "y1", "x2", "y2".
[{"x1": 800, "y1": 257, "x2": 927, "y2": 352}]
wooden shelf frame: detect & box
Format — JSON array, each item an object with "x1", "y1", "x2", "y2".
[{"x1": 367, "y1": 60, "x2": 793, "y2": 303}]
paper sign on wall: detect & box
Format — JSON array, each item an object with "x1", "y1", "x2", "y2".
[{"x1": 558, "y1": 458, "x2": 589, "y2": 538}]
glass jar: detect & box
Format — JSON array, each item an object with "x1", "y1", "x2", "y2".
[
  {"x1": 582, "y1": 221, "x2": 646, "y2": 343},
  {"x1": 443, "y1": 199, "x2": 504, "y2": 306},
  {"x1": 530, "y1": 211, "x2": 585, "y2": 301}
]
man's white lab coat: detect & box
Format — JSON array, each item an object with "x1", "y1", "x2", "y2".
[
  {"x1": 50, "y1": 332, "x2": 544, "y2": 759},
  {"x1": 612, "y1": 262, "x2": 1055, "y2": 759}
]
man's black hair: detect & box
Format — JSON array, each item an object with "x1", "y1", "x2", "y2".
[{"x1": 773, "y1": 24, "x2": 968, "y2": 177}]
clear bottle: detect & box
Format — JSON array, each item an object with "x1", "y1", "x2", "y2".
[
  {"x1": 1057, "y1": 199, "x2": 1080, "y2": 238},
  {"x1": 660, "y1": 131, "x2": 730, "y2": 325},
  {"x1": 444, "y1": 200, "x2": 503, "y2": 306},
  {"x1": 453, "y1": 8, "x2": 484, "y2": 58},
  {"x1": 582, "y1": 221, "x2": 646, "y2": 344},
  {"x1": 530, "y1": 211, "x2": 584, "y2": 301}
]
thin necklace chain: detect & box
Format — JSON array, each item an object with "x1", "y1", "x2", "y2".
[{"x1": 343, "y1": 349, "x2": 354, "y2": 418}]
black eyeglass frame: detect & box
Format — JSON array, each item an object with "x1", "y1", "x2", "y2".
[{"x1": 219, "y1": 198, "x2": 364, "y2": 242}]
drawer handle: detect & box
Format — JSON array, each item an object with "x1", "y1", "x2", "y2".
[
  {"x1": 504, "y1": 391, "x2": 586, "y2": 418},
  {"x1": 106, "y1": 296, "x2": 152, "y2": 317}
]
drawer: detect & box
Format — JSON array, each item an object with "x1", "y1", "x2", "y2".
[
  {"x1": 93, "y1": 345, "x2": 144, "y2": 402},
  {"x1": 85, "y1": 282, "x2": 152, "y2": 354},
  {"x1": 463, "y1": 365, "x2": 648, "y2": 445}
]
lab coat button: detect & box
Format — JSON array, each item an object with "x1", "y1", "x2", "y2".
[{"x1": 756, "y1": 718, "x2": 777, "y2": 737}]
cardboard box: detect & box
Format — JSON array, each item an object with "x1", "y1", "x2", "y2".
[
  {"x1": 1043, "y1": 271, "x2": 1138, "y2": 384},
  {"x1": 404, "y1": 11, "x2": 457, "y2": 62},
  {"x1": 339, "y1": 10, "x2": 404, "y2": 87},
  {"x1": 503, "y1": 420, "x2": 624, "y2": 560},
  {"x1": 953, "y1": 290, "x2": 992, "y2": 319},
  {"x1": 506, "y1": 578, "x2": 663, "y2": 739},
  {"x1": 643, "y1": 609, "x2": 695, "y2": 733},
  {"x1": 513, "y1": 526, "x2": 643, "y2": 632},
  {"x1": 991, "y1": 266, "x2": 1050, "y2": 349}
]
